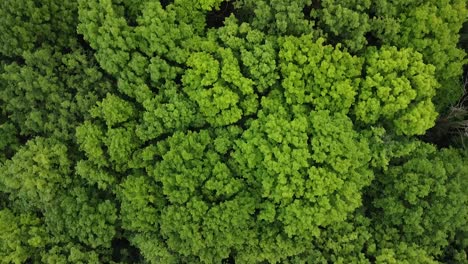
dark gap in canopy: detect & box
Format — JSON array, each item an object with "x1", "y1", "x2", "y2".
[{"x1": 206, "y1": 1, "x2": 235, "y2": 28}]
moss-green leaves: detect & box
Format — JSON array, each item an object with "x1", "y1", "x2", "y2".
[{"x1": 91, "y1": 93, "x2": 135, "y2": 127}]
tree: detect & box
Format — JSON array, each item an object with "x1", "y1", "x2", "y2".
[{"x1": 1, "y1": 0, "x2": 467, "y2": 263}]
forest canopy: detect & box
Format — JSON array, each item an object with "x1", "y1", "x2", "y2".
[{"x1": 1, "y1": 0, "x2": 468, "y2": 263}]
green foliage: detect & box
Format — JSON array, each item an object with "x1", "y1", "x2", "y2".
[
  {"x1": 1, "y1": 0, "x2": 467, "y2": 263},
  {"x1": 367, "y1": 143, "x2": 468, "y2": 257},
  {"x1": 0, "y1": 122, "x2": 19, "y2": 162},
  {"x1": 355, "y1": 46, "x2": 438, "y2": 135},
  {"x1": 0, "y1": 139, "x2": 117, "y2": 263},
  {"x1": 0, "y1": 138, "x2": 72, "y2": 207},
  {"x1": 371, "y1": 0, "x2": 468, "y2": 111},
  {"x1": 311, "y1": 0, "x2": 371, "y2": 52},
  {"x1": 311, "y1": 0, "x2": 467, "y2": 111},
  {"x1": 0, "y1": 209, "x2": 48, "y2": 263},
  {"x1": 0, "y1": 47, "x2": 111, "y2": 140},
  {"x1": 279, "y1": 35, "x2": 362, "y2": 113},
  {"x1": 0, "y1": 0, "x2": 78, "y2": 57},
  {"x1": 234, "y1": 0, "x2": 313, "y2": 35}
]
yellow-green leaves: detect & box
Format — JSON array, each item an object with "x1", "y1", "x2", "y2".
[
  {"x1": 0, "y1": 210, "x2": 48, "y2": 263},
  {"x1": 183, "y1": 50, "x2": 254, "y2": 126},
  {"x1": 372, "y1": 0, "x2": 468, "y2": 111},
  {"x1": 76, "y1": 121, "x2": 108, "y2": 167},
  {"x1": 355, "y1": 46, "x2": 438, "y2": 135},
  {"x1": 279, "y1": 36, "x2": 362, "y2": 114},
  {"x1": 1, "y1": 0, "x2": 467, "y2": 263},
  {"x1": 154, "y1": 130, "x2": 243, "y2": 204},
  {"x1": 91, "y1": 93, "x2": 135, "y2": 127}
]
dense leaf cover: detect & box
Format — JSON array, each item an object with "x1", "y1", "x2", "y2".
[{"x1": 0, "y1": 0, "x2": 467, "y2": 263}]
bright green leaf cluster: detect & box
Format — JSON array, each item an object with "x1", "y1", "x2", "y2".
[
  {"x1": 355, "y1": 46, "x2": 439, "y2": 135},
  {"x1": 279, "y1": 35, "x2": 362, "y2": 113}
]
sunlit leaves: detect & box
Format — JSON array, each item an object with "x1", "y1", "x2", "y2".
[
  {"x1": 355, "y1": 46, "x2": 438, "y2": 135},
  {"x1": 0, "y1": 0, "x2": 467, "y2": 263},
  {"x1": 279, "y1": 35, "x2": 362, "y2": 113}
]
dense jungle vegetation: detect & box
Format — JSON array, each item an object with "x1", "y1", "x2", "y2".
[{"x1": 1, "y1": 0, "x2": 468, "y2": 263}]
